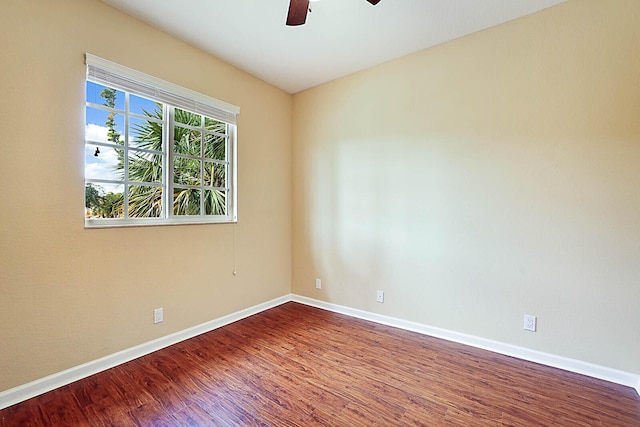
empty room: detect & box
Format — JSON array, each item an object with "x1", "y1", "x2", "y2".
[{"x1": 1, "y1": 0, "x2": 639, "y2": 425}]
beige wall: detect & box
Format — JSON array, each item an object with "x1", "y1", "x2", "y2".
[
  {"x1": 0, "y1": 0, "x2": 292, "y2": 391},
  {"x1": 293, "y1": 0, "x2": 640, "y2": 373}
]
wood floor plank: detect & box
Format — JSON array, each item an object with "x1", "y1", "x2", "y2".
[
  {"x1": 1, "y1": 302, "x2": 639, "y2": 426},
  {"x1": 171, "y1": 402, "x2": 230, "y2": 427},
  {"x1": 82, "y1": 394, "x2": 134, "y2": 427},
  {"x1": 36, "y1": 387, "x2": 90, "y2": 426}
]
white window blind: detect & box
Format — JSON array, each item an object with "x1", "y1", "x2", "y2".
[{"x1": 85, "y1": 53, "x2": 240, "y2": 124}]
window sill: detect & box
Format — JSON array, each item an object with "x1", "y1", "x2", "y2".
[{"x1": 85, "y1": 216, "x2": 237, "y2": 229}]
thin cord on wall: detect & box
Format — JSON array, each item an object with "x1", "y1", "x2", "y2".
[{"x1": 232, "y1": 223, "x2": 237, "y2": 276}]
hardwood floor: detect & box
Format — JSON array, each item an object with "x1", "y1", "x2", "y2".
[{"x1": 1, "y1": 302, "x2": 639, "y2": 426}]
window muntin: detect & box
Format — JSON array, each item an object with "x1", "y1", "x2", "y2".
[{"x1": 84, "y1": 55, "x2": 238, "y2": 227}]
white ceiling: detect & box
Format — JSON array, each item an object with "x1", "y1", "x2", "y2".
[{"x1": 101, "y1": 0, "x2": 565, "y2": 94}]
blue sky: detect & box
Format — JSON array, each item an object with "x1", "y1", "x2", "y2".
[{"x1": 85, "y1": 81, "x2": 160, "y2": 194}]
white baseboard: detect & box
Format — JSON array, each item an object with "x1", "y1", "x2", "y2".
[
  {"x1": 2, "y1": 293, "x2": 638, "y2": 411},
  {"x1": 0, "y1": 295, "x2": 290, "y2": 410},
  {"x1": 291, "y1": 295, "x2": 640, "y2": 396}
]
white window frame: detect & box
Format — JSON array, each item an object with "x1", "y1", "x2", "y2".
[{"x1": 84, "y1": 53, "x2": 239, "y2": 228}]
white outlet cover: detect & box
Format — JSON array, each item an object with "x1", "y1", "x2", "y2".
[
  {"x1": 315, "y1": 278, "x2": 322, "y2": 289},
  {"x1": 524, "y1": 314, "x2": 536, "y2": 332},
  {"x1": 376, "y1": 290, "x2": 384, "y2": 303},
  {"x1": 154, "y1": 308, "x2": 163, "y2": 324}
]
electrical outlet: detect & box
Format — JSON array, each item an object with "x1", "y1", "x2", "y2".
[
  {"x1": 524, "y1": 314, "x2": 536, "y2": 332},
  {"x1": 376, "y1": 290, "x2": 384, "y2": 303},
  {"x1": 154, "y1": 308, "x2": 163, "y2": 324},
  {"x1": 315, "y1": 278, "x2": 322, "y2": 289}
]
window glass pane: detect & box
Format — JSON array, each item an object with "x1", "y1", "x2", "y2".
[
  {"x1": 204, "y1": 134, "x2": 226, "y2": 160},
  {"x1": 174, "y1": 157, "x2": 201, "y2": 185},
  {"x1": 128, "y1": 186, "x2": 162, "y2": 218},
  {"x1": 86, "y1": 107, "x2": 124, "y2": 144},
  {"x1": 130, "y1": 116, "x2": 163, "y2": 150},
  {"x1": 86, "y1": 81, "x2": 125, "y2": 110},
  {"x1": 128, "y1": 150, "x2": 163, "y2": 183},
  {"x1": 85, "y1": 183, "x2": 124, "y2": 219},
  {"x1": 173, "y1": 188, "x2": 200, "y2": 215},
  {"x1": 204, "y1": 162, "x2": 226, "y2": 187},
  {"x1": 204, "y1": 189, "x2": 226, "y2": 215},
  {"x1": 175, "y1": 108, "x2": 201, "y2": 127},
  {"x1": 204, "y1": 117, "x2": 226, "y2": 134},
  {"x1": 85, "y1": 145, "x2": 123, "y2": 181},
  {"x1": 130, "y1": 94, "x2": 162, "y2": 118},
  {"x1": 174, "y1": 126, "x2": 201, "y2": 156}
]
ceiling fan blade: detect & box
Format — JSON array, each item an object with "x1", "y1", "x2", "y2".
[
  {"x1": 286, "y1": 0, "x2": 310, "y2": 26},
  {"x1": 366, "y1": 0, "x2": 381, "y2": 4}
]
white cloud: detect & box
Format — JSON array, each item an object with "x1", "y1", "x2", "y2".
[
  {"x1": 85, "y1": 124, "x2": 122, "y2": 194},
  {"x1": 85, "y1": 123, "x2": 109, "y2": 143}
]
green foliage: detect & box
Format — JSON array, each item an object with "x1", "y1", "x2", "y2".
[
  {"x1": 85, "y1": 184, "x2": 123, "y2": 218},
  {"x1": 100, "y1": 88, "x2": 121, "y2": 144},
  {"x1": 101, "y1": 191, "x2": 124, "y2": 218},
  {"x1": 128, "y1": 186, "x2": 162, "y2": 218},
  {"x1": 89, "y1": 89, "x2": 228, "y2": 219},
  {"x1": 85, "y1": 183, "x2": 102, "y2": 209}
]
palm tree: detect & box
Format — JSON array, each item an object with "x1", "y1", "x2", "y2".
[
  {"x1": 126, "y1": 106, "x2": 163, "y2": 218},
  {"x1": 127, "y1": 105, "x2": 228, "y2": 217}
]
